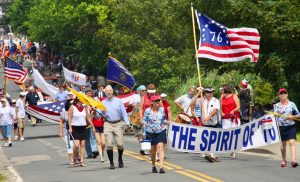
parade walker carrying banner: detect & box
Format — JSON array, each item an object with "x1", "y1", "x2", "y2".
[
  {"x1": 168, "y1": 114, "x2": 280, "y2": 153},
  {"x1": 63, "y1": 66, "x2": 86, "y2": 86}
]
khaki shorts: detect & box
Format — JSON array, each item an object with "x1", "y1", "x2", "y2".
[{"x1": 17, "y1": 118, "x2": 25, "y2": 128}]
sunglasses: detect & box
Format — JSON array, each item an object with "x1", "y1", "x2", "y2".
[
  {"x1": 280, "y1": 92, "x2": 287, "y2": 95},
  {"x1": 205, "y1": 91, "x2": 213, "y2": 94},
  {"x1": 153, "y1": 100, "x2": 161, "y2": 102},
  {"x1": 141, "y1": 90, "x2": 146, "y2": 92}
]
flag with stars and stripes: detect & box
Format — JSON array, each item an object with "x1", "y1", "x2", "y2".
[
  {"x1": 26, "y1": 100, "x2": 67, "y2": 124},
  {"x1": 4, "y1": 57, "x2": 28, "y2": 85},
  {"x1": 195, "y1": 12, "x2": 260, "y2": 62}
]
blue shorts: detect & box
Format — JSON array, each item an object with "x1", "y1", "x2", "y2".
[
  {"x1": 279, "y1": 125, "x2": 296, "y2": 141},
  {"x1": 2, "y1": 124, "x2": 12, "y2": 138}
]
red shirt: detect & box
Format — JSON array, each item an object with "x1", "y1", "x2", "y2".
[
  {"x1": 222, "y1": 94, "x2": 240, "y2": 118},
  {"x1": 93, "y1": 117, "x2": 104, "y2": 127},
  {"x1": 162, "y1": 100, "x2": 170, "y2": 120}
]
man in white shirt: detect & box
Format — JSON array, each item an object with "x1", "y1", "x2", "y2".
[
  {"x1": 16, "y1": 92, "x2": 27, "y2": 141},
  {"x1": 175, "y1": 86, "x2": 196, "y2": 117},
  {"x1": 200, "y1": 87, "x2": 221, "y2": 163}
]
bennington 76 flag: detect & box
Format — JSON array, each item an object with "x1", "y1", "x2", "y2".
[{"x1": 195, "y1": 12, "x2": 260, "y2": 63}]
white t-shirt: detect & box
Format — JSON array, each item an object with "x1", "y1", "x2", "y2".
[
  {"x1": 197, "y1": 97, "x2": 221, "y2": 126},
  {"x1": 0, "y1": 105, "x2": 14, "y2": 125},
  {"x1": 11, "y1": 107, "x2": 17, "y2": 123},
  {"x1": 16, "y1": 98, "x2": 26, "y2": 118},
  {"x1": 129, "y1": 94, "x2": 141, "y2": 106},
  {"x1": 71, "y1": 106, "x2": 87, "y2": 126},
  {"x1": 175, "y1": 94, "x2": 193, "y2": 116}
]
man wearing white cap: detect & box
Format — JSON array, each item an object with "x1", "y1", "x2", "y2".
[
  {"x1": 16, "y1": 92, "x2": 27, "y2": 141},
  {"x1": 0, "y1": 98, "x2": 14, "y2": 147}
]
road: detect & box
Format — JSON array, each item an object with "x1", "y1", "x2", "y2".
[{"x1": 1, "y1": 67, "x2": 300, "y2": 182}]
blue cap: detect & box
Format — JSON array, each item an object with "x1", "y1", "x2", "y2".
[{"x1": 137, "y1": 85, "x2": 146, "y2": 91}]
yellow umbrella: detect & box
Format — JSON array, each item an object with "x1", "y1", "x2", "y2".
[{"x1": 67, "y1": 86, "x2": 106, "y2": 111}]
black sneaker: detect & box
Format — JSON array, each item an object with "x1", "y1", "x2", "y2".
[
  {"x1": 152, "y1": 166, "x2": 158, "y2": 173},
  {"x1": 140, "y1": 150, "x2": 146, "y2": 155},
  {"x1": 110, "y1": 163, "x2": 115, "y2": 169},
  {"x1": 8, "y1": 143, "x2": 12, "y2": 147},
  {"x1": 118, "y1": 160, "x2": 124, "y2": 168},
  {"x1": 204, "y1": 155, "x2": 215, "y2": 163},
  {"x1": 159, "y1": 168, "x2": 165, "y2": 174},
  {"x1": 92, "y1": 151, "x2": 99, "y2": 159},
  {"x1": 86, "y1": 154, "x2": 93, "y2": 159}
]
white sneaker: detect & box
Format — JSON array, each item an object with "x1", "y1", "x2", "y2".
[
  {"x1": 4, "y1": 142, "x2": 8, "y2": 147},
  {"x1": 230, "y1": 152, "x2": 236, "y2": 159},
  {"x1": 201, "y1": 153, "x2": 206, "y2": 158},
  {"x1": 14, "y1": 136, "x2": 18, "y2": 141},
  {"x1": 100, "y1": 156, "x2": 105, "y2": 163},
  {"x1": 20, "y1": 137, "x2": 25, "y2": 142}
]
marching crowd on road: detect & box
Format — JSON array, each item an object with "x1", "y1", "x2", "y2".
[
  {"x1": 1, "y1": 40, "x2": 300, "y2": 172},
  {"x1": 1, "y1": 70, "x2": 300, "y2": 174}
]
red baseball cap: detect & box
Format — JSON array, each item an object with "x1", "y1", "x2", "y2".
[
  {"x1": 150, "y1": 95, "x2": 161, "y2": 102},
  {"x1": 278, "y1": 88, "x2": 287, "y2": 94}
]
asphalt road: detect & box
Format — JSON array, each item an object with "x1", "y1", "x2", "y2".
[{"x1": 1, "y1": 66, "x2": 300, "y2": 182}]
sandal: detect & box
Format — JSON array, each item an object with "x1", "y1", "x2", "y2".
[
  {"x1": 80, "y1": 162, "x2": 86, "y2": 167},
  {"x1": 69, "y1": 161, "x2": 75, "y2": 166},
  {"x1": 280, "y1": 161, "x2": 287, "y2": 167},
  {"x1": 291, "y1": 161, "x2": 298, "y2": 168}
]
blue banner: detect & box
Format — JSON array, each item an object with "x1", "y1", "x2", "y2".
[
  {"x1": 107, "y1": 57, "x2": 135, "y2": 90},
  {"x1": 168, "y1": 114, "x2": 280, "y2": 153}
]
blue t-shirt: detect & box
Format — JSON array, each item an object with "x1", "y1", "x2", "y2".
[
  {"x1": 143, "y1": 107, "x2": 167, "y2": 133},
  {"x1": 55, "y1": 91, "x2": 68, "y2": 101},
  {"x1": 274, "y1": 101, "x2": 300, "y2": 126}
]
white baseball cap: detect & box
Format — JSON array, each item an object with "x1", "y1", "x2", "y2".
[
  {"x1": 147, "y1": 89, "x2": 156, "y2": 94},
  {"x1": 20, "y1": 92, "x2": 27, "y2": 96},
  {"x1": 160, "y1": 93, "x2": 167, "y2": 97}
]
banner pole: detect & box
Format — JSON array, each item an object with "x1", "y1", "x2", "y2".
[
  {"x1": 191, "y1": 4, "x2": 203, "y2": 92},
  {"x1": 191, "y1": 3, "x2": 206, "y2": 120}
]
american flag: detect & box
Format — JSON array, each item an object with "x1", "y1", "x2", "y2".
[
  {"x1": 26, "y1": 100, "x2": 66, "y2": 124},
  {"x1": 195, "y1": 12, "x2": 260, "y2": 62},
  {"x1": 4, "y1": 57, "x2": 28, "y2": 85}
]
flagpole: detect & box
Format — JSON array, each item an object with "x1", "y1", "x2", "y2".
[
  {"x1": 191, "y1": 4, "x2": 203, "y2": 92},
  {"x1": 191, "y1": 3, "x2": 206, "y2": 120},
  {"x1": 3, "y1": 58, "x2": 7, "y2": 93}
]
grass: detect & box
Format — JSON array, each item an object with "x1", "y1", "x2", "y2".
[{"x1": 0, "y1": 174, "x2": 6, "y2": 182}]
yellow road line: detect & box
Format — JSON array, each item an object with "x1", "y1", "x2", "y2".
[
  {"x1": 184, "y1": 169, "x2": 223, "y2": 182},
  {"x1": 175, "y1": 170, "x2": 211, "y2": 182},
  {"x1": 122, "y1": 149, "x2": 223, "y2": 182},
  {"x1": 123, "y1": 151, "x2": 173, "y2": 170}
]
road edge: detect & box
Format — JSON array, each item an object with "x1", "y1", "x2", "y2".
[{"x1": 0, "y1": 146, "x2": 22, "y2": 182}]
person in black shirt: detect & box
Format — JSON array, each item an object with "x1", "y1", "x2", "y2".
[
  {"x1": 89, "y1": 76, "x2": 98, "y2": 91},
  {"x1": 238, "y1": 81, "x2": 251, "y2": 124},
  {"x1": 26, "y1": 86, "x2": 40, "y2": 125}
]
